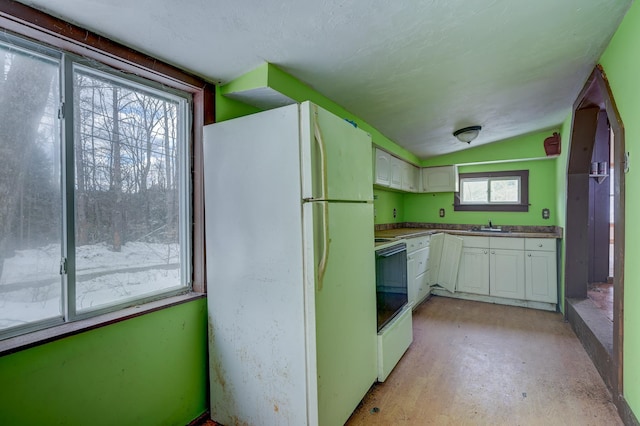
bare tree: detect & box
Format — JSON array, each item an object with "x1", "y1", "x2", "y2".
[{"x1": 111, "y1": 86, "x2": 123, "y2": 252}]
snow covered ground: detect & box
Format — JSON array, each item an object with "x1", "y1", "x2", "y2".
[{"x1": 0, "y1": 242, "x2": 183, "y2": 331}]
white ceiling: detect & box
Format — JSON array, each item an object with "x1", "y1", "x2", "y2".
[{"x1": 18, "y1": 0, "x2": 631, "y2": 159}]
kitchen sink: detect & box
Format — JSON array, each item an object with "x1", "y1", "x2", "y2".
[{"x1": 476, "y1": 227, "x2": 510, "y2": 233}]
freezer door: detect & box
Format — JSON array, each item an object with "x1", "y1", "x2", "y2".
[
  {"x1": 303, "y1": 200, "x2": 377, "y2": 426},
  {"x1": 300, "y1": 102, "x2": 373, "y2": 202}
]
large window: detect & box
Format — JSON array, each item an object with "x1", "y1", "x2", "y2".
[
  {"x1": 0, "y1": 34, "x2": 191, "y2": 340},
  {"x1": 454, "y1": 170, "x2": 529, "y2": 212}
]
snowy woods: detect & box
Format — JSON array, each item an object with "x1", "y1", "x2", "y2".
[{"x1": 0, "y1": 43, "x2": 186, "y2": 332}]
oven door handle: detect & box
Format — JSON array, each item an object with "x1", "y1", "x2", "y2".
[{"x1": 377, "y1": 245, "x2": 406, "y2": 257}]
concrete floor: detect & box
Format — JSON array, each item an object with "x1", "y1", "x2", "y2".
[
  {"x1": 346, "y1": 296, "x2": 622, "y2": 426},
  {"x1": 587, "y1": 282, "x2": 614, "y2": 323}
]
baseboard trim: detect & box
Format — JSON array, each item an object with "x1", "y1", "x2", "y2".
[
  {"x1": 619, "y1": 395, "x2": 639, "y2": 426},
  {"x1": 187, "y1": 411, "x2": 210, "y2": 426}
]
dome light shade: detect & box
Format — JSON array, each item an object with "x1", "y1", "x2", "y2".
[{"x1": 453, "y1": 125, "x2": 481, "y2": 143}]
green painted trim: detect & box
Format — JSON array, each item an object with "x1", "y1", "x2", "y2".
[
  {"x1": 219, "y1": 63, "x2": 269, "y2": 96},
  {"x1": 216, "y1": 62, "x2": 419, "y2": 164},
  {"x1": 266, "y1": 64, "x2": 419, "y2": 163},
  {"x1": 215, "y1": 85, "x2": 261, "y2": 122}
]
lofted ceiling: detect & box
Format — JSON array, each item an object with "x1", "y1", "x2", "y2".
[{"x1": 17, "y1": 0, "x2": 631, "y2": 159}]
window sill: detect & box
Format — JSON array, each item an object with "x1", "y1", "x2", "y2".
[
  {"x1": 0, "y1": 292, "x2": 205, "y2": 357},
  {"x1": 454, "y1": 204, "x2": 529, "y2": 212}
]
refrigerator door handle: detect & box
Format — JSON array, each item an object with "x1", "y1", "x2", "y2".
[
  {"x1": 313, "y1": 105, "x2": 329, "y2": 200},
  {"x1": 313, "y1": 106, "x2": 330, "y2": 291},
  {"x1": 317, "y1": 201, "x2": 329, "y2": 291}
]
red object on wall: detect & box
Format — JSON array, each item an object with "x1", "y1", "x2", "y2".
[{"x1": 544, "y1": 132, "x2": 561, "y2": 156}]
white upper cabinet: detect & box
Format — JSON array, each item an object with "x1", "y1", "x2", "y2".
[
  {"x1": 389, "y1": 156, "x2": 403, "y2": 189},
  {"x1": 422, "y1": 165, "x2": 459, "y2": 192},
  {"x1": 401, "y1": 161, "x2": 419, "y2": 192},
  {"x1": 374, "y1": 148, "x2": 420, "y2": 192},
  {"x1": 374, "y1": 148, "x2": 391, "y2": 187}
]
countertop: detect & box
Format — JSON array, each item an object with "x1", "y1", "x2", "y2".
[{"x1": 375, "y1": 227, "x2": 562, "y2": 240}]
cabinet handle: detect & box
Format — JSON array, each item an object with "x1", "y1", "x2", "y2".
[
  {"x1": 483, "y1": 250, "x2": 488, "y2": 254},
  {"x1": 528, "y1": 253, "x2": 532, "y2": 257},
  {"x1": 491, "y1": 251, "x2": 495, "y2": 255}
]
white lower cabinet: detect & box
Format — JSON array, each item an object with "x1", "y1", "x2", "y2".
[
  {"x1": 449, "y1": 236, "x2": 556, "y2": 309},
  {"x1": 457, "y1": 247, "x2": 490, "y2": 295},
  {"x1": 490, "y1": 248, "x2": 525, "y2": 299},
  {"x1": 525, "y1": 239, "x2": 558, "y2": 303},
  {"x1": 415, "y1": 270, "x2": 430, "y2": 305},
  {"x1": 406, "y1": 236, "x2": 430, "y2": 308}
]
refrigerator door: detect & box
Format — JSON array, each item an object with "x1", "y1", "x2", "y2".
[
  {"x1": 203, "y1": 105, "x2": 311, "y2": 425},
  {"x1": 303, "y1": 200, "x2": 377, "y2": 426},
  {"x1": 300, "y1": 102, "x2": 374, "y2": 202}
]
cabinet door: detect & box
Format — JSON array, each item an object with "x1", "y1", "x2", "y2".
[
  {"x1": 490, "y1": 249, "x2": 525, "y2": 299},
  {"x1": 413, "y1": 165, "x2": 422, "y2": 192},
  {"x1": 415, "y1": 271, "x2": 429, "y2": 305},
  {"x1": 437, "y1": 234, "x2": 463, "y2": 293},
  {"x1": 401, "y1": 162, "x2": 418, "y2": 192},
  {"x1": 406, "y1": 254, "x2": 417, "y2": 307},
  {"x1": 421, "y1": 165, "x2": 459, "y2": 192},
  {"x1": 457, "y1": 247, "x2": 490, "y2": 295},
  {"x1": 428, "y1": 233, "x2": 443, "y2": 284},
  {"x1": 525, "y1": 250, "x2": 557, "y2": 303},
  {"x1": 374, "y1": 149, "x2": 391, "y2": 187},
  {"x1": 389, "y1": 157, "x2": 403, "y2": 189},
  {"x1": 413, "y1": 246, "x2": 429, "y2": 276}
]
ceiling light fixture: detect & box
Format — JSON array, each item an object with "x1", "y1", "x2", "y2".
[{"x1": 453, "y1": 125, "x2": 482, "y2": 144}]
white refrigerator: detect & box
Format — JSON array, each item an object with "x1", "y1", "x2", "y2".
[{"x1": 203, "y1": 101, "x2": 377, "y2": 426}]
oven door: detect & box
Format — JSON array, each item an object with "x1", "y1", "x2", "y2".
[{"x1": 375, "y1": 242, "x2": 408, "y2": 331}]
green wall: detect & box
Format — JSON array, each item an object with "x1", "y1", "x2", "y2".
[
  {"x1": 402, "y1": 130, "x2": 559, "y2": 226},
  {"x1": 599, "y1": 1, "x2": 640, "y2": 417},
  {"x1": 374, "y1": 188, "x2": 405, "y2": 224},
  {"x1": 405, "y1": 159, "x2": 557, "y2": 226},
  {"x1": 0, "y1": 299, "x2": 208, "y2": 426}
]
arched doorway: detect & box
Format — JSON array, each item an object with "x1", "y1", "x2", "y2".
[{"x1": 564, "y1": 65, "x2": 625, "y2": 406}]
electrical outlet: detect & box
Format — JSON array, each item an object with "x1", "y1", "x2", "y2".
[
  {"x1": 439, "y1": 208, "x2": 445, "y2": 218},
  {"x1": 542, "y1": 208, "x2": 550, "y2": 219},
  {"x1": 393, "y1": 208, "x2": 397, "y2": 218}
]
